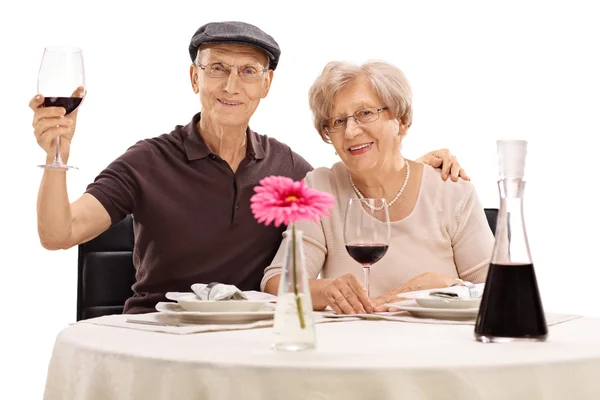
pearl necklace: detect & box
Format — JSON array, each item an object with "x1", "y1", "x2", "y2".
[{"x1": 349, "y1": 159, "x2": 411, "y2": 211}]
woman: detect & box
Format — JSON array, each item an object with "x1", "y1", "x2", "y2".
[{"x1": 261, "y1": 60, "x2": 494, "y2": 314}]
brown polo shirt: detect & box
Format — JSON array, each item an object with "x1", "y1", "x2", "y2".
[{"x1": 85, "y1": 113, "x2": 313, "y2": 313}]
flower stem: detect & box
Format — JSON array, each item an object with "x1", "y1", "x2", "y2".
[{"x1": 292, "y1": 223, "x2": 306, "y2": 329}]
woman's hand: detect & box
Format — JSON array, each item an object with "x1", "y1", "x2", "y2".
[
  {"x1": 372, "y1": 272, "x2": 458, "y2": 312},
  {"x1": 321, "y1": 273, "x2": 374, "y2": 314},
  {"x1": 417, "y1": 148, "x2": 470, "y2": 182}
]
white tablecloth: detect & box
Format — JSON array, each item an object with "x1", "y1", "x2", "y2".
[{"x1": 44, "y1": 315, "x2": 600, "y2": 400}]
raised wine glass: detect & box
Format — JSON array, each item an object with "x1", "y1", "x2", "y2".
[
  {"x1": 37, "y1": 46, "x2": 85, "y2": 170},
  {"x1": 343, "y1": 198, "x2": 391, "y2": 297}
]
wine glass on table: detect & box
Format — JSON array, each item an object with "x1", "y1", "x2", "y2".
[
  {"x1": 37, "y1": 46, "x2": 85, "y2": 170},
  {"x1": 343, "y1": 198, "x2": 391, "y2": 297}
]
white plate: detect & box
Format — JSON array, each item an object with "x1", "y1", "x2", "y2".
[
  {"x1": 385, "y1": 300, "x2": 479, "y2": 320},
  {"x1": 156, "y1": 302, "x2": 275, "y2": 324},
  {"x1": 165, "y1": 292, "x2": 271, "y2": 312},
  {"x1": 415, "y1": 297, "x2": 481, "y2": 309}
]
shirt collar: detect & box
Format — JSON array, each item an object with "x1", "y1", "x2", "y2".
[{"x1": 183, "y1": 112, "x2": 265, "y2": 161}]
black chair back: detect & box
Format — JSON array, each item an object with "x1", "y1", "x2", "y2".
[
  {"x1": 484, "y1": 208, "x2": 498, "y2": 236},
  {"x1": 76, "y1": 215, "x2": 135, "y2": 321}
]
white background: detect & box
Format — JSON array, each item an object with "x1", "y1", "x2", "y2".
[{"x1": 1, "y1": 0, "x2": 599, "y2": 397}]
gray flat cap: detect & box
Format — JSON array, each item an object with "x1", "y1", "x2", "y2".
[{"x1": 189, "y1": 21, "x2": 281, "y2": 70}]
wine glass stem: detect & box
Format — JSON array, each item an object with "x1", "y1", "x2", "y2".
[
  {"x1": 55, "y1": 135, "x2": 63, "y2": 165},
  {"x1": 363, "y1": 266, "x2": 371, "y2": 297}
]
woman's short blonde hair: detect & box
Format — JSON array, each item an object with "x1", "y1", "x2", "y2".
[{"x1": 308, "y1": 60, "x2": 413, "y2": 143}]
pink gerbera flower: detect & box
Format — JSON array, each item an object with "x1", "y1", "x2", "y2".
[{"x1": 250, "y1": 176, "x2": 335, "y2": 227}]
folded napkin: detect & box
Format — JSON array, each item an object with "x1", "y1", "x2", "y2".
[
  {"x1": 431, "y1": 282, "x2": 484, "y2": 299},
  {"x1": 399, "y1": 283, "x2": 485, "y2": 300},
  {"x1": 191, "y1": 282, "x2": 247, "y2": 300}
]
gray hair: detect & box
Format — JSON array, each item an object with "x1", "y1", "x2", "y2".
[{"x1": 308, "y1": 60, "x2": 413, "y2": 143}]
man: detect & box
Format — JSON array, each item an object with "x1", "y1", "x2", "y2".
[{"x1": 30, "y1": 21, "x2": 468, "y2": 314}]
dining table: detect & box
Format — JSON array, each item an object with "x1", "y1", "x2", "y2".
[{"x1": 42, "y1": 308, "x2": 600, "y2": 400}]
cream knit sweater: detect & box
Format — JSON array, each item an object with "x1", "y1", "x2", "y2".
[{"x1": 261, "y1": 162, "x2": 494, "y2": 297}]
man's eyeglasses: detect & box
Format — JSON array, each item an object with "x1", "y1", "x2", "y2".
[
  {"x1": 323, "y1": 107, "x2": 389, "y2": 134},
  {"x1": 196, "y1": 62, "x2": 268, "y2": 82}
]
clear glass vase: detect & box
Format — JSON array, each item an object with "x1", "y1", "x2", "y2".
[{"x1": 272, "y1": 225, "x2": 316, "y2": 351}]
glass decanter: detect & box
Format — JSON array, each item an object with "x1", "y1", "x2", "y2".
[{"x1": 475, "y1": 140, "x2": 548, "y2": 343}]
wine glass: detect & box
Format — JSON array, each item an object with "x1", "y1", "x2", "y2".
[
  {"x1": 343, "y1": 198, "x2": 391, "y2": 297},
  {"x1": 37, "y1": 46, "x2": 85, "y2": 170}
]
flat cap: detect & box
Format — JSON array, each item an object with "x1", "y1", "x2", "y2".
[{"x1": 189, "y1": 21, "x2": 281, "y2": 70}]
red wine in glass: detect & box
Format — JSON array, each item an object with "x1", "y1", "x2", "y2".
[
  {"x1": 42, "y1": 97, "x2": 83, "y2": 115},
  {"x1": 37, "y1": 46, "x2": 85, "y2": 170},
  {"x1": 343, "y1": 198, "x2": 391, "y2": 297},
  {"x1": 345, "y1": 244, "x2": 389, "y2": 265}
]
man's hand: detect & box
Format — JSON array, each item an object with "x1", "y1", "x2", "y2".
[
  {"x1": 30, "y1": 86, "x2": 85, "y2": 164},
  {"x1": 417, "y1": 148, "x2": 470, "y2": 182}
]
